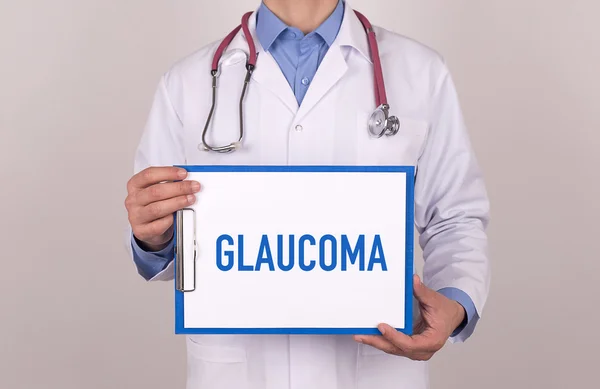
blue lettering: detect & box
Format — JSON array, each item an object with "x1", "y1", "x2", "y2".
[
  {"x1": 367, "y1": 235, "x2": 387, "y2": 271},
  {"x1": 299, "y1": 234, "x2": 316, "y2": 271},
  {"x1": 216, "y1": 234, "x2": 234, "y2": 271},
  {"x1": 341, "y1": 235, "x2": 365, "y2": 271},
  {"x1": 278, "y1": 234, "x2": 294, "y2": 271},
  {"x1": 237, "y1": 235, "x2": 253, "y2": 271},
  {"x1": 256, "y1": 234, "x2": 275, "y2": 271},
  {"x1": 215, "y1": 233, "x2": 388, "y2": 272},
  {"x1": 319, "y1": 234, "x2": 337, "y2": 271}
]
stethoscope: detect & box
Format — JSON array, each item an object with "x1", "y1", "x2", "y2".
[{"x1": 200, "y1": 10, "x2": 399, "y2": 154}]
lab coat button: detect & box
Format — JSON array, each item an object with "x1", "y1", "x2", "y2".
[{"x1": 295, "y1": 125, "x2": 303, "y2": 132}]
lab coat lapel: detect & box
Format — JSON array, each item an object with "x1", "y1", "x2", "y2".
[
  {"x1": 294, "y1": 43, "x2": 347, "y2": 122},
  {"x1": 220, "y1": 10, "x2": 299, "y2": 114},
  {"x1": 294, "y1": 2, "x2": 372, "y2": 122},
  {"x1": 251, "y1": 51, "x2": 299, "y2": 114}
]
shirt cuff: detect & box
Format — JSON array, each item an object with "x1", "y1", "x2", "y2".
[
  {"x1": 437, "y1": 287, "x2": 477, "y2": 338},
  {"x1": 130, "y1": 234, "x2": 174, "y2": 281}
]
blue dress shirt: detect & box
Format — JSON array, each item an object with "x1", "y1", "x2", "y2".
[
  {"x1": 131, "y1": 0, "x2": 476, "y2": 338},
  {"x1": 255, "y1": 0, "x2": 344, "y2": 105}
]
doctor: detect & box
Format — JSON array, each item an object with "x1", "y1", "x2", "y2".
[{"x1": 124, "y1": 0, "x2": 490, "y2": 388}]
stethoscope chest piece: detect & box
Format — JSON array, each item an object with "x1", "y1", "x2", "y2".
[{"x1": 367, "y1": 104, "x2": 400, "y2": 138}]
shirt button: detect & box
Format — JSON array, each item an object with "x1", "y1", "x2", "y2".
[
  {"x1": 295, "y1": 125, "x2": 303, "y2": 132},
  {"x1": 301, "y1": 77, "x2": 310, "y2": 85}
]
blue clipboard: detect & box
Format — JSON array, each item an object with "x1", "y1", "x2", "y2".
[{"x1": 173, "y1": 165, "x2": 414, "y2": 335}]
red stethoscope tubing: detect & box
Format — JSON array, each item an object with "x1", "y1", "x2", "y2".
[{"x1": 210, "y1": 10, "x2": 388, "y2": 108}]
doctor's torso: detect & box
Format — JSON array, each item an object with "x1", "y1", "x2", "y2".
[{"x1": 141, "y1": 4, "x2": 453, "y2": 389}]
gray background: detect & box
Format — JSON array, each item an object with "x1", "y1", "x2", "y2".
[{"x1": 1, "y1": 0, "x2": 599, "y2": 388}]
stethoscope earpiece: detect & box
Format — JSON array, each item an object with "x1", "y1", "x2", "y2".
[{"x1": 198, "y1": 142, "x2": 240, "y2": 153}]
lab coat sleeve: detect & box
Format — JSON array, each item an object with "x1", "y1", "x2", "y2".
[
  {"x1": 124, "y1": 73, "x2": 186, "y2": 282},
  {"x1": 414, "y1": 62, "x2": 491, "y2": 343}
]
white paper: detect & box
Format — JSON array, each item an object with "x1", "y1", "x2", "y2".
[{"x1": 180, "y1": 170, "x2": 409, "y2": 330}]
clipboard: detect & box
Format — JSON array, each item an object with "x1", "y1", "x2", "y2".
[{"x1": 174, "y1": 165, "x2": 414, "y2": 335}]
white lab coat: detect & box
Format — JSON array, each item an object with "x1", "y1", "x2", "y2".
[{"x1": 128, "y1": 2, "x2": 491, "y2": 388}]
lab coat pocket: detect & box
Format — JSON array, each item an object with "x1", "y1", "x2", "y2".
[
  {"x1": 356, "y1": 343, "x2": 429, "y2": 389},
  {"x1": 356, "y1": 114, "x2": 429, "y2": 167},
  {"x1": 186, "y1": 337, "x2": 248, "y2": 389}
]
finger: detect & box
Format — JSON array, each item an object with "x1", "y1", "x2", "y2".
[
  {"x1": 353, "y1": 335, "x2": 403, "y2": 355},
  {"x1": 136, "y1": 180, "x2": 201, "y2": 206},
  {"x1": 137, "y1": 194, "x2": 196, "y2": 223},
  {"x1": 128, "y1": 167, "x2": 188, "y2": 191},
  {"x1": 413, "y1": 275, "x2": 437, "y2": 306},
  {"x1": 378, "y1": 323, "x2": 443, "y2": 354},
  {"x1": 132, "y1": 214, "x2": 174, "y2": 243},
  {"x1": 354, "y1": 334, "x2": 434, "y2": 361}
]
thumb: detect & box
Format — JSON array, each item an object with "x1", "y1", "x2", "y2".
[{"x1": 413, "y1": 275, "x2": 436, "y2": 305}]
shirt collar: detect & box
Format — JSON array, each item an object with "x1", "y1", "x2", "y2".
[{"x1": 256, "y1": 0, "x2": 344, "y2": 51}]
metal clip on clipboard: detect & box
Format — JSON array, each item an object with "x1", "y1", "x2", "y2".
[{"x1": 175, "y1": 208, "x2": 197, "y2": 292}]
